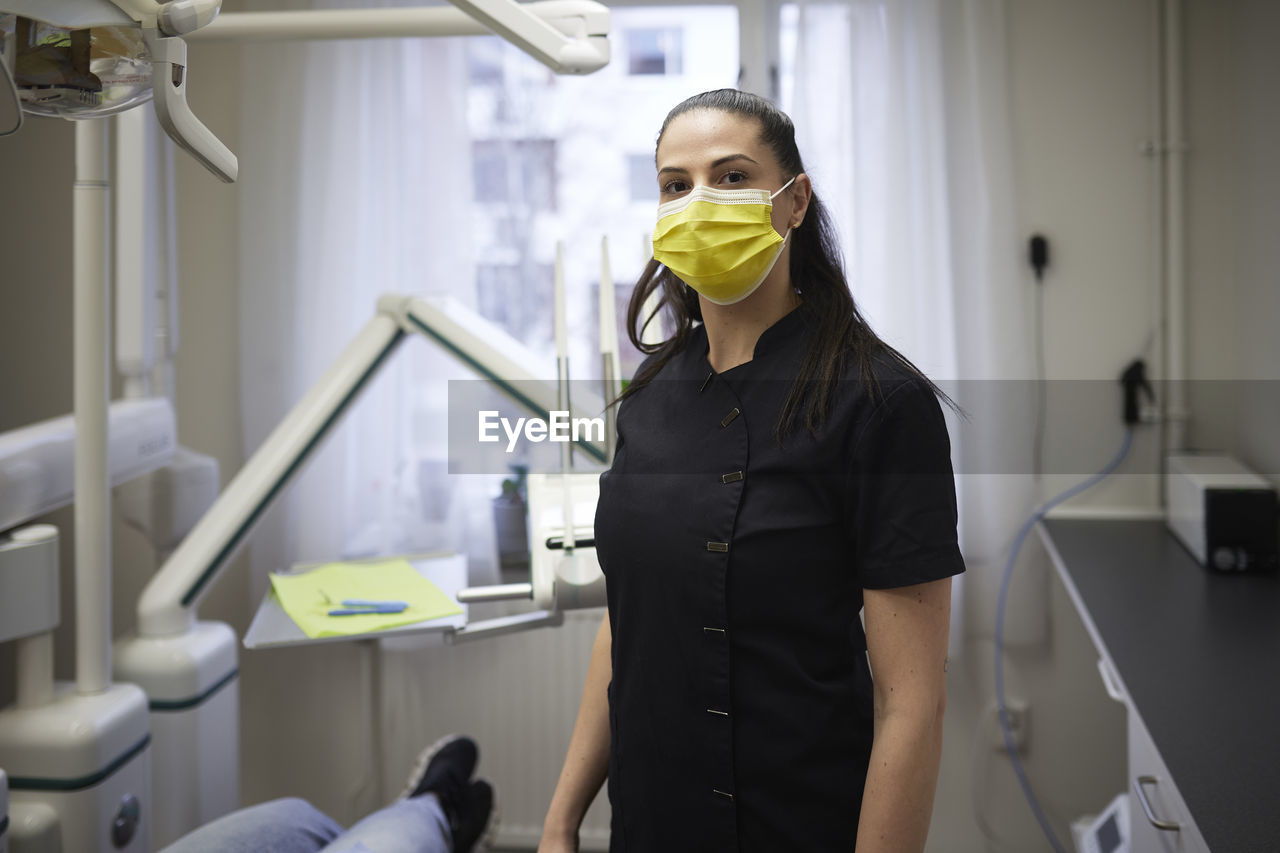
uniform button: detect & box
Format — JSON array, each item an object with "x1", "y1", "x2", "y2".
[
  {"x1": 703, "y1": 626, "x2": 727, "y2": 637},
  {"x1": 721, "y1": 470, "x2": 743, "y2": 484},
  {"x1": 720, "y1": 407, "x2": 740, "y2": 427},
  {"x1": 707, "y1": 708, "x2": 729, "y2": 716},
  {"x1": 706, "y1": 541, "x2": 728, "y2": 552},
  {"x1": 698, "y1": 370, "x2": 713, "y2": 392},
  {"x1": 713, "y1": 788, "x2": 735, "y2": 802}
]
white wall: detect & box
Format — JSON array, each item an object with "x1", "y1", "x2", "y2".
[
  {"x1": 1185, "y1": 0, "x2": 1280, "y2": 469},
  {"x1": 953, "y1": 2, "x2": 1159, "y2": 847},
  {"x1": 952, "y1": 1, "x2": 1280, "y2": 851}
]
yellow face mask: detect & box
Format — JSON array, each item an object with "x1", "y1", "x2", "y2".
[{"x1": 651, "y1": 177, "x2": 795, "y2": 305}]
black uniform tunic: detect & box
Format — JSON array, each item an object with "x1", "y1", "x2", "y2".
[{"x1": 594, "y1": 303, "x2": 966, "y2": 852}]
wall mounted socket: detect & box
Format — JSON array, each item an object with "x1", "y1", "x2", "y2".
[{"x1": 988, "y1": 698, "x2": 1030, "y2": 753}]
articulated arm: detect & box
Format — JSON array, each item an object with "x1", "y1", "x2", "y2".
[
  {"x1": 445, "y1": 0, "x2": 608, "y2": 74},
  {"x1": 188, "y1": 0, "x2": 610, "y2": 77},
  {"x1": 137, "y1": 313, "x2": 406, "y2": 636},
  {"x1": 138, "y1": 295, "x2": 608, "y2": 637},
  {"x1": 5, "y1": 1, "x2": 607, "y2": 177},
  {"x1": 142, "y1": 0, "x2": 606, "y2": 181},
  {"x1": 143, "y1": 28, "x2": 238, "y2": 182}
]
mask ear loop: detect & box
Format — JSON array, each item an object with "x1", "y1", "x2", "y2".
[{"x1": 769, "y1": 175, "x2": 798, "y2": 200}]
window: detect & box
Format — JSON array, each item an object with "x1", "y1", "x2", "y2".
[
  {"x1": 464, "y1": 6, "x2": 738, "y2": 370},
  {"x1": 628, "y1": 153, "x2": 657, "y2": 202},
  {"x1": 626, "y1": 27, "x2": 683, "y2": 76},
  {"x1": 477, "y1": 262, "x2": 556, "y2": 350},
  {"x1": 471, "y1": 139, "x2": 557, "y2": 210}
]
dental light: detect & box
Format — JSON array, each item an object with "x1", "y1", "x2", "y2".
[{"x1": 0, "y1": 0, "x2": 610, "y2": 182}]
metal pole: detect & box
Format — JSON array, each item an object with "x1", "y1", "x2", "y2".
[{"x1": 74, "y1": 117, "x2": 112, "y2": 695}]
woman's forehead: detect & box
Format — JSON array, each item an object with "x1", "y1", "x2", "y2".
[{"x1": 656, "y1": 110, "x2": 773, "y2": 172}]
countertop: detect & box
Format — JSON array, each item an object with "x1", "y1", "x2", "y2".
[{"x1": 1039, "y1": 517, "x2": 1280, "y2": 852}]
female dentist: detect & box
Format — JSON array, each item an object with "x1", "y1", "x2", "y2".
[{"x1": 540, "y1": 89, "x2": 965, "y2": 852}]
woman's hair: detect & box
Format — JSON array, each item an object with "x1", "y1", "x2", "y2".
[{"x1": 615, "y1": 88, "x2": 964, "y2": 440}]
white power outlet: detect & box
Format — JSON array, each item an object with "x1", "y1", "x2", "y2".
[{"x1": 988, "y1": 698, "x2": 1030, "y2": 753}]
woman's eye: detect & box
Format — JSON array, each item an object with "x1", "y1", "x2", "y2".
[
  {"x1": 721, "y1": 171, "x2": 748, "y2": 185},
  {"x1": 661, "y1": 180, "x2": 689, "y2": 194}
]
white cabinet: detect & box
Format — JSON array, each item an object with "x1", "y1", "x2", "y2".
[{"x1": 1126, "y1": 708, "x2": 1210, "y2": 853}]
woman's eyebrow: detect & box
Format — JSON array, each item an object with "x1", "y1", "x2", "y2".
[{"x1": 657, "y1": 153, "x2": 760, "y2": 176}]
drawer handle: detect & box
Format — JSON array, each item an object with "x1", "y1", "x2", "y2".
[
  {"x1": 1133, "y1": 775, "x2": 1181, "y2": 832},
  {"x1": 1096, "y1": 657, "x2": 1126, "y2": 704}
]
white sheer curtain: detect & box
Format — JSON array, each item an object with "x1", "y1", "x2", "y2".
[
  {"x1": 785, "y1": 0, "x2": 1041, "y2": 654},
  {"x1": 237, "y1": 10, "x2": 495, "y2": 606},
  {"x1": 233, "y1": 6, "x2": 510, "y2": 813}
]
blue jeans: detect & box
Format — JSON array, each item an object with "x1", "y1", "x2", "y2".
[{"x1": 159, "y1": 794, "x2": 453, "y2": 853}]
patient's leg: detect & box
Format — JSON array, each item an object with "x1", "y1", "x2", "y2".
[
  {"x1": 159, "y1": 797, "x2": 342, "y2": 853},
  {"x1": 317, "y1": 793, "x2": 453, "y2": 853}
]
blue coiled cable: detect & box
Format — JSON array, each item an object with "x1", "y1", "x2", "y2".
[{"x1": 994, "y1": 425, "x2": 1135, "y2": 853}]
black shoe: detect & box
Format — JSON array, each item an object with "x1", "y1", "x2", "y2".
[
  {"x1": 451, "y1": 778, "x2": 498, "y2": 853},
  {"x1": 398, "y1": 733, "x2": 478, "y2": 822}
]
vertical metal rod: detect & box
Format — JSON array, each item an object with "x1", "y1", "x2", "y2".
[
  {"x1": 598, "y1": 235, "x2": 620, "y2": 464},
  {"x1": 1161, "y1": 0, "x2": 1188, "y2": 455},
  {"x1": 74, "y1": 118, "x2": 113, "y2": 695},
  {"x1": 554, "y1": 242, "x2": 575, "y2": 554}
]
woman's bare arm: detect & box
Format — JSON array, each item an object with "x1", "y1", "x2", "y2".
[
  {"x1": 539, "y1": 610, "x2": 613, "y2": 851},
  {"x1": 855, "y1": 576, "x2": 952, "y2": 853}
]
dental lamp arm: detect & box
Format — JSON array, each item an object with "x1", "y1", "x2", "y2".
[
  {"x1": 138, "y1": 294, "x2": 605, "y2": 637},
  {"x1": 187, "y1": 0, "x2": 609, "y2": 50},
  {"x1": 445, "y1": 0, "x2": 607, "y2": 74},
  {"x1": 391, "y1": 293, "x2": 608, "y2": 465},
  {"x1": 140, "y1": 0, "x2": 601, "y2": 180},
  {"x1": 137, "y1": 313, "x2": 407, "y2": 636},
  {"x1": 142, "y1": 28, "x2": 238, "y2": 183}
]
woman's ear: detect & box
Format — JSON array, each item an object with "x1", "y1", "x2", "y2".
[{"x1": 789, "y1": 173, "x2": 813, "y2": 230}]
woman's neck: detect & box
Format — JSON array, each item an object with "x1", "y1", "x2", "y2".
[{"x1": 701, "y1": 283, "x2": 802, "y2": 374}]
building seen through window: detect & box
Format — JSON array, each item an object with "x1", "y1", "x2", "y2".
[
  {"x1": 626, "y1": 27, "x2": 683, "y2": 75},
  {"x1": 464, "y1": 6, "x2": 739, "y2": 376}
]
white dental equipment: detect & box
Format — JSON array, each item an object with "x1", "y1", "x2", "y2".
[
  {"x1": 0, "y1": 400, "x2": 176, "y2": 534},
  {"x1": 0, "y1": 36, "x2": 19, "y2": 135},
  {"x1": 0, "y1": 2, "x2": 614, "y2": 848},
  {"x1": 1, "y1": 0, "x2": 610, "y2": 182},
  {"x1": 450, "y1": 238, "x2": 621, "y2": 633},
  {"x1": 132, "y1": 293, "x2": 611, "y2": 638}
]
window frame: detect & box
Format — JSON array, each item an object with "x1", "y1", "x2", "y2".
[{"x1": 598, "y1": 0, "x2": 781, "y2": 100}]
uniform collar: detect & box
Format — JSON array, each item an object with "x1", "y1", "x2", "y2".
[
  {"x1": 751, "y1": 301, "x2": 812, "y2": 358},
  {"x1": 694, "y1": 301, "x2": 813, "y2": 376}
]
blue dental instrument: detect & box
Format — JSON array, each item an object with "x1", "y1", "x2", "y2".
[
  {"x1": 319, "y1": 589, "x2": 409, "y2": 616},
  {"x1": 327, "y1": 600, "x2": 409, "y2": 616}
]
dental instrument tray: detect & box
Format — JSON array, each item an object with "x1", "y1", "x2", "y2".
[{"x1": 244, "y1": 552, "x2": 468, "y2": 649}]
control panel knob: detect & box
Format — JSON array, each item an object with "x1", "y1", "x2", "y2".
[{"x1": 112, "y1": 794, "x2": 141, "y2": 848}]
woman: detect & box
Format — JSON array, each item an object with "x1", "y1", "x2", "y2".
[{"x1": 539, "y1": 89, "x2": 965, "y2": 852}]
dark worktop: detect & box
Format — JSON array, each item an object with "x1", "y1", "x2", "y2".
[{"x1": 1039, "y1": 518, "x2": 1280, "y2": 853}]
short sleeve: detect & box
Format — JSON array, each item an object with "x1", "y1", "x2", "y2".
[{"x1": 845, "y1": 379, "x2": 966, "y2": 590}]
